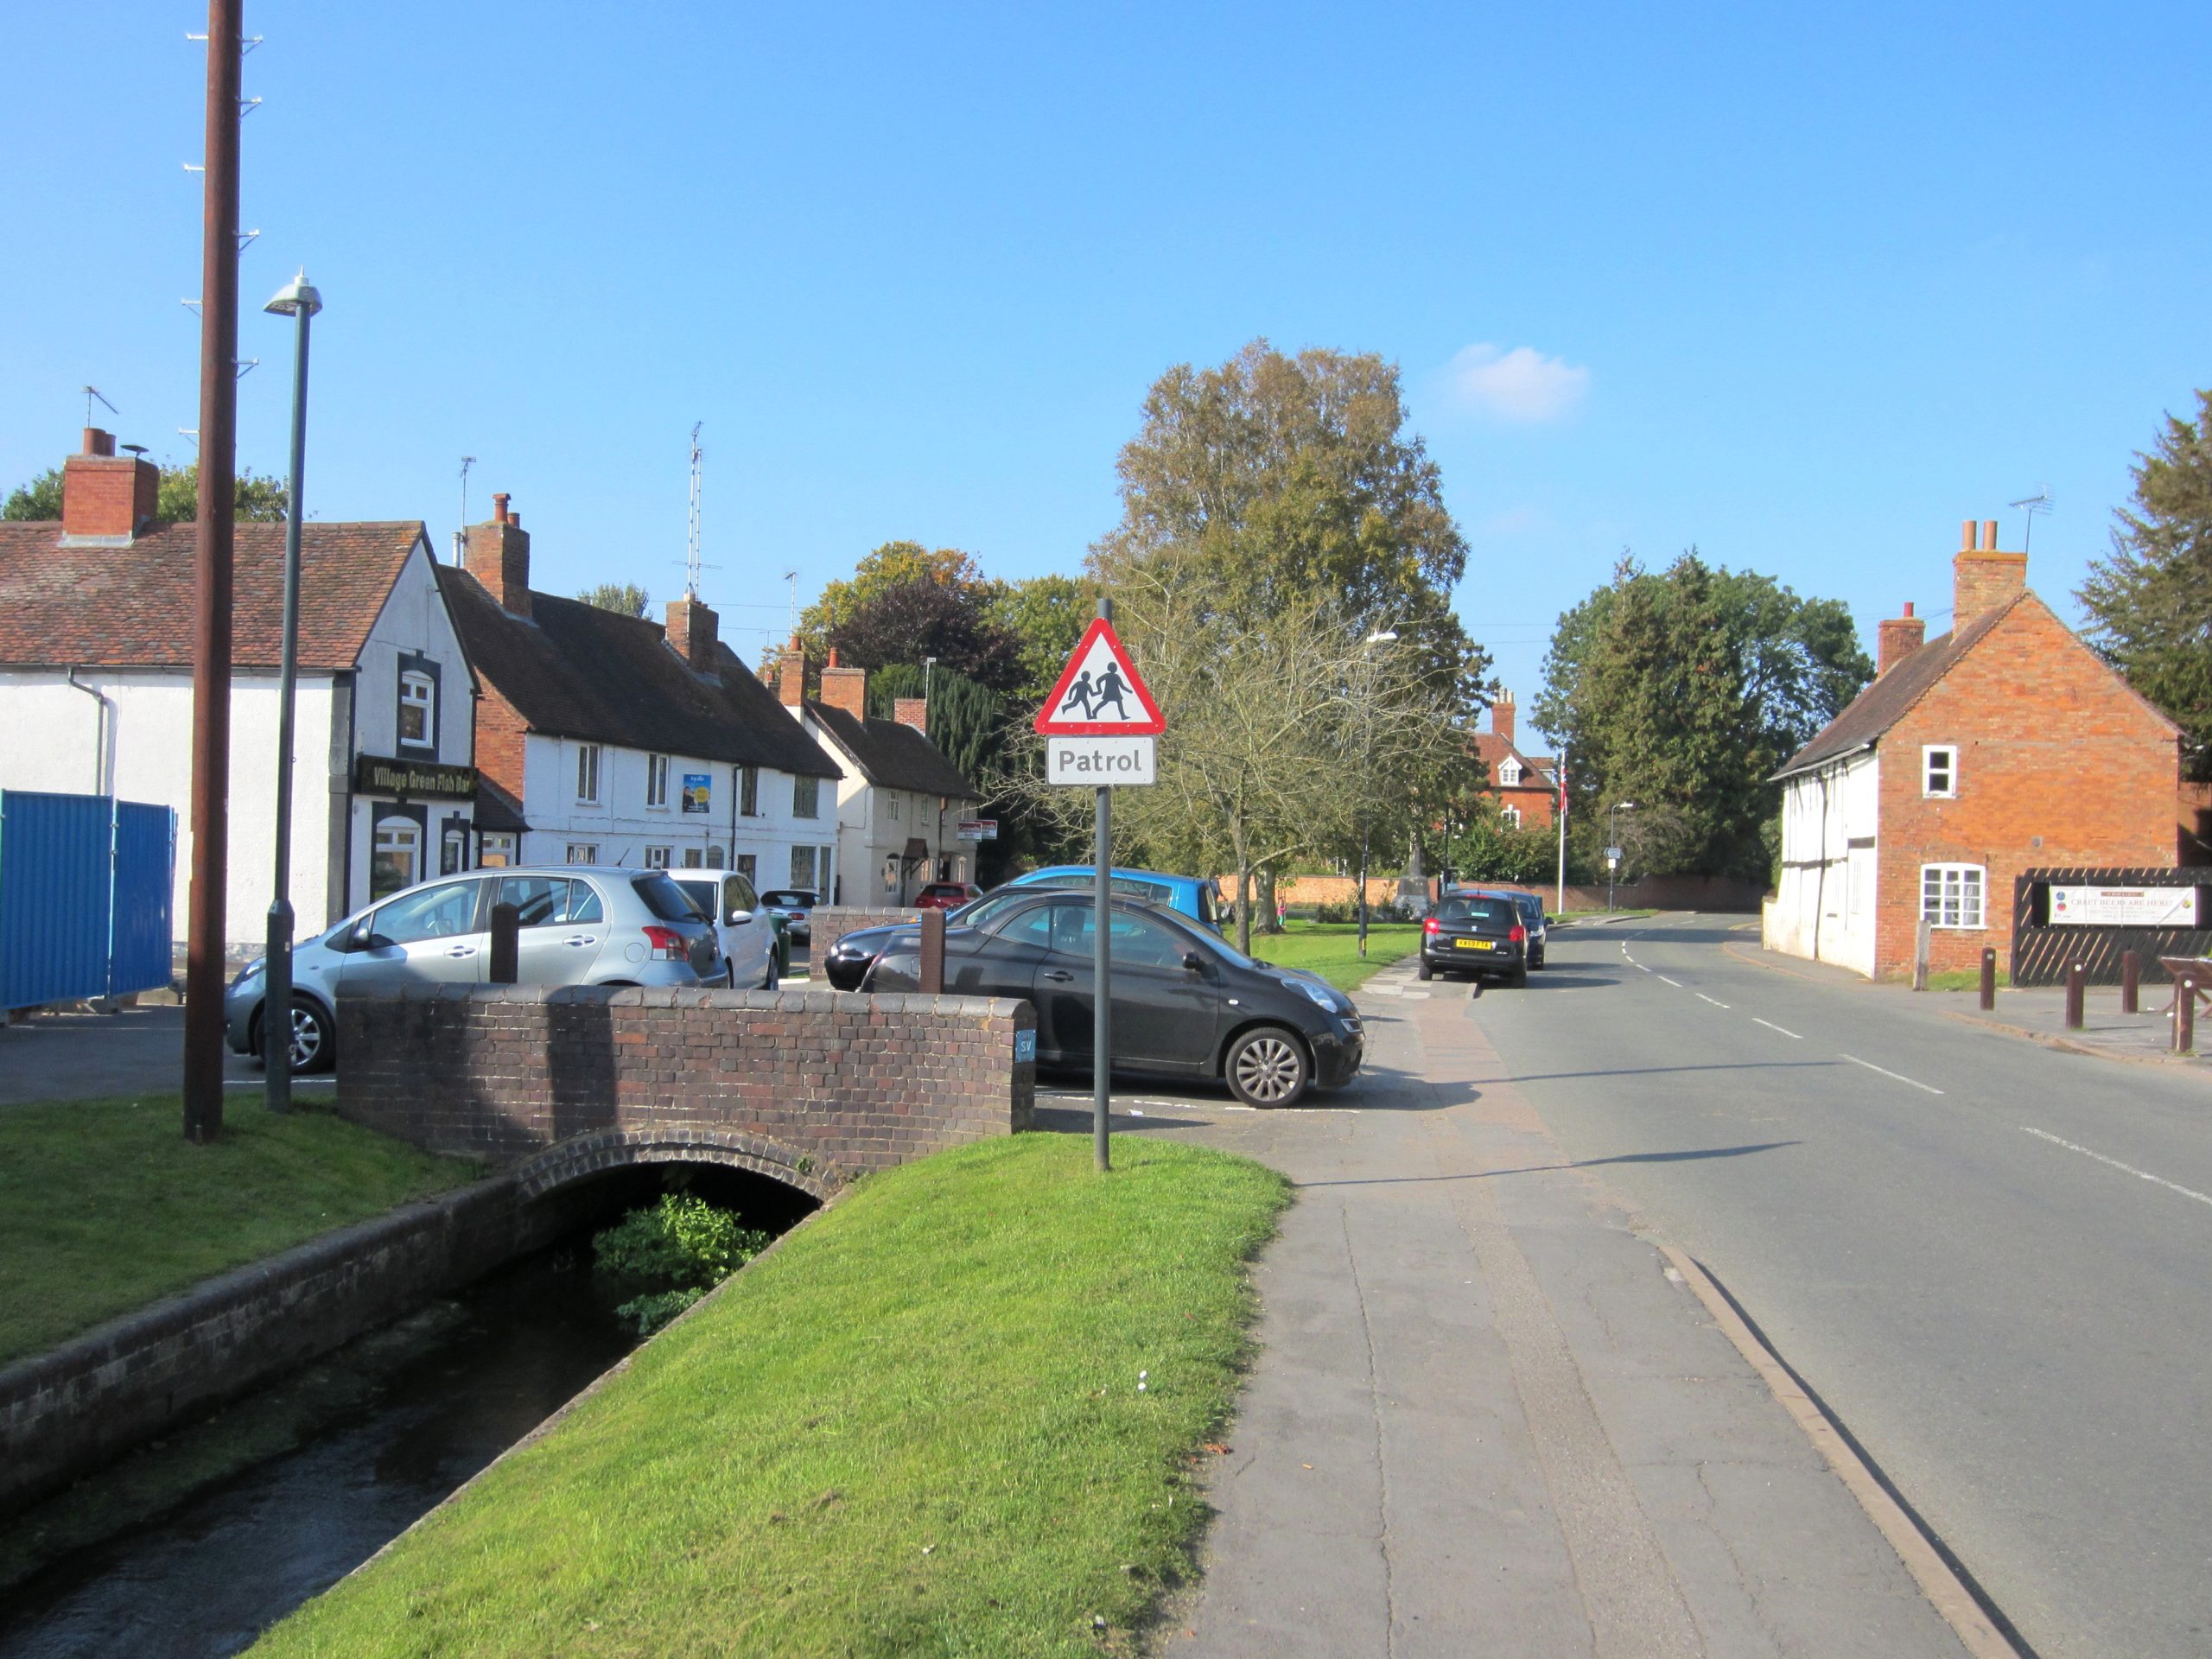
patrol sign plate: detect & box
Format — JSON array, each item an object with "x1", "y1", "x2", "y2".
[{"x1": 1046, "y1": 735, "x2": 1156, "y2": 786}]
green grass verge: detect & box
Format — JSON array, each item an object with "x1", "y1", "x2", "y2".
[
  {"x1": 0, "y1": 1096, "x2": 478, "y2": 1368},
  {"x1": 1247, "y1": 919, "x2": 1421, "y2": 992},
  {"x1": 1924, "y1": 967, "x2": 2012, "y2": 992},
  {"x1": 251, "y1": 1134, "x2": 1290, "y2": 1659}
]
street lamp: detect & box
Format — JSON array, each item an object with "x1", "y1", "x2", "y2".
[
  {"x1": 262, "y1": 270, "x2": 321, "y2": 1112},
  {"x1": 1606, "y1": 800, "x2": 1637, "y2": 913},
  {"x1": 1353, "y1": 629, "x2": 1399, "y2": 958}
]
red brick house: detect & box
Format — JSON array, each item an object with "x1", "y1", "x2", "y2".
[
  {"x1": 1767, "y1": 520, "x2": 2181, "y2": 978},
  {"x1": 1473, "y1": 691, "x2": 1559, "y2": 830}
]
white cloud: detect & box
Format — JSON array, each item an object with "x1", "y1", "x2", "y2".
[{"x1": 1446, "y1": 343, "x2": 1589, "y2": 423}]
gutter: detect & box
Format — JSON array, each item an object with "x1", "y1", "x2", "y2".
[
  {"x1": 1768, "y1": 739, "x2": 1872, "y2": 785},
  {"x1": 65, "y1": 666, "x2": 110, "y2": 796}
]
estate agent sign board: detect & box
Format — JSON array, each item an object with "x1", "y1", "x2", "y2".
[{"x1": 2049, "y1": 885, "x2": 2196, "y2": 927}]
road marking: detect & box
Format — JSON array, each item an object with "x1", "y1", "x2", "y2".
[
  {"x1": 1656, "y1": 975, "x2": 1683, "y2": 988},
  {"x1": 1695, "y1": 993, "x2": 1731, "y2": 1009},
  {"x1": 2021, "y1": 1127, "x2": 2212, "y2": 1211},
  {"x1": 1838, "y1": 1052, "x2": 1944, "y2": 1095},
  {"x1": 1752, "y1": 1018, "x2": 1802, "y2": 1039}
]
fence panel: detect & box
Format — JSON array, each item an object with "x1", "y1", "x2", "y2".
[
  {"x1": 110, "y1": 801, "x2": 178, "y2": 997},
  {"x1": 0, "y1": 791, "x2": 177, "y2": 1007}
]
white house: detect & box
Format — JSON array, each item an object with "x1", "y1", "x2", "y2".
[
  {"x1": 1767, "y1": 744, "x2": 1881, "y2": 976},
  {"x1": 0, "y1": 428, "x2": 476, "y2": 948},
  {"x1": 775, "y1": 647, "x2": 980, "y2": 904},
  {"x1": 438, "y1": 496, "x2": 845, "y2": 890}
]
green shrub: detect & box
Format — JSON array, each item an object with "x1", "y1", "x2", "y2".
[{"x1": 592, "y1": 1193, "x2": 770, "y2": 1335}]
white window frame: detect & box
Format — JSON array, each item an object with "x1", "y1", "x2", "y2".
[
  {"x1": 645, "y1": 752, "x2": 671, "y2": 810},
  {"x1": 566, "y1": 842, "x2": 600, "y2": 866},
  {"x1": 888, "y1": 793, "x2": 901, "y2": 823},
  {"x1": 1501, "y1": 804, "x2": 1522, "y2": 829},
  {"x1": 1922, "y1": 745, "x2": 1958, "y2": 799},
  {"x1": 645, "y1": 844, "x2": 672, "y2": 869},
  {"x1": 1499, "y1": 759, "x2": 1522, "y2": 787},
  {"x1": 576, "y1": 743, "x2": 601, "y2": 804},
  {"x1": 397, "y1": 671, "x2": 435, "y2": 750},
  {"x1": 477, "y1": 831, "x2": 517, "y2": 868},
  {"x1": 1921, "y1": 863, "x2": 1985, "y2": 930}
]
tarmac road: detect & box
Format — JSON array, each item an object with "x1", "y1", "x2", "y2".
[{"x1": 1466, "y1": 912, "x2": 2212, "y2": 1659}]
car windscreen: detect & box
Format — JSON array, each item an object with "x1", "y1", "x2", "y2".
[
  {"x1": 1435, "y1": 896, "x2": 1515, "y2": 926},
  {"x1": 632, "y1": 872, "x2": 704, "y2": 923},
  {"x1": 672, "y1": 879, "x2": 716, "y2": 918},
  {"x1": 760, "y1": 891, "x2": 814, "y2": 906}
]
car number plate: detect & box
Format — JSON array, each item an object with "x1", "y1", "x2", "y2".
[{"x1": 1453, "y1": 938, "x2": 1493, "y2": 950}]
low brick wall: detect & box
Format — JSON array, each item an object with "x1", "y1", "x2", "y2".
[
  {"x1": 807, "y1": 906, "x2": 920, "y2": 964},
  {"x1": 0, "y1": 1174, "x2": 604, "y2": 1515},
  {"x1": 334, "y1": 983, "x2": 1034, "y2": 1185}
]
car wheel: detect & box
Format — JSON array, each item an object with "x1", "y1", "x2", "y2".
[
  {"x1": 258, "y1": 995, "x2": 334, "y2": 1075},
  {"x1": 1416, "y1": 959, "x2": 1433, "y2": 982},
  {"x1": 1510, "y1": 967, "x2": 1529, "y2": 988},
  {"x1": 1224, "y1": 1027, "x2": 1311, "y2": 1108},
  {"x1": 760, "y1": 957, "x2": 779, "y2": 991}
]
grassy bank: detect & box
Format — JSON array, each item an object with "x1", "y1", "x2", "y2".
[
  {"x1": 0, "y1": 1096, "x2": 477, "y2": 1367},
  {"x1": 251, "y1": 1134, "x2": 1289, "y2": 1659},
  {"x1": 1247, "y1": 918, "x2": 1420, "y2": 991}
]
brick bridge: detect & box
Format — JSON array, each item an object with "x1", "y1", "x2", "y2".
[{"x1": 335, "y1": 983, "x2": 1036, "y2": 1198}]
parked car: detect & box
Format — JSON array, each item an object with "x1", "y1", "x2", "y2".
[
  {"x1": 821, "y1": 880, "x2": 1082, "y2": 990},
  {"x1": 1496, "y1": 889, "x2": 1549, "y2": 969},
  {"x1": 865, "y1": 890, "x2": 1363, "y2": 1107},
  {"x1": 224, "y1": 867, "x2": 728, "y2": 1075},
  {"x1": 670, "y1": 868, "x2": 781, "y2": 990},
  {"x1": 758, "y1": 888, "x2": 818, "y2": 943},
  {"x1": 916, "y1": 880, "x2": 983, "y2": 911},
  {"x1": 1003, "y1": 866, "x2": 1226, "y2": 933},
  {"x1": 1418, "y1": 889, "x2": 1529, "y2": 985}
]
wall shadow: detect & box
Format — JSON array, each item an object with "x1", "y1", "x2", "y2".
[{"x1": 1295, "y1": 1139, "x2": 1802, "y2": 1190}]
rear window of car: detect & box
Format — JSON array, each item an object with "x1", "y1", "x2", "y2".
[
  {"x1": 632, "y1": 873, "x2": 703, "y2": 923},
  {"x1": 672, "y1": 879, "x2": 716, "y2": 918},
  {"x1": 760, "y1": 891, "x2": 814, "y2": 907},
  {"x1": 1436, "y1": 896, "x2": 1514, "y2": 925}
]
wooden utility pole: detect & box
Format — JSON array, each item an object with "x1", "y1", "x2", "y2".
[{"x1": 182, "y1": 0, "x2": 243, "y2": 1142}]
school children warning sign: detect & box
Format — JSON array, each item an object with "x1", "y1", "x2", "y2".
[{"x1": 1033, "y1": 618, "x2": 1166, "y2": 737}]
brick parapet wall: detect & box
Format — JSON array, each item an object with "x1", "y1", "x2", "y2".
[
  {"x1": 334, "y1": 982, "x2": 1034, "y2": 1186},
  {"x1": 809, "y1": 906, "x2": 920, "y2": 963}
]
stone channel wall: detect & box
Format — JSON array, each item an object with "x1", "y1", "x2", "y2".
[
  {"x1": 333, "y1": 983, "x2": 1035, "y2": 1183},
  {"x1": 0, "y1": 1174, "x2": 604, "y2": 1516}
]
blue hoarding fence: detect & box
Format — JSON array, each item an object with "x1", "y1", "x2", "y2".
[{"x1": 0, "y1": 790, "x2": 177, "y2": 1008}]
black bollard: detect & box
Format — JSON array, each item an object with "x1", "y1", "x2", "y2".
[
  {"x1": 2064, "y1": 963, "x2": 2085, "y2": 1030},
  {"x1": 488, "y1": 901, "x2": 520, "y2": 986},
  {"x1": 2180, "y1": 979, "x2": 2197, "y2": 1056},
  {"x1": 2120, "y1": 950, "x2": 2139, "y2": 1015}
]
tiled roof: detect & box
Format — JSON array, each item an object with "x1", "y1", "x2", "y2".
[
  {"x1": 438, "y1": 568, "x2": 842, "y2": 779},
  {"x1": 0, "y1": 519, "x2": 427, "y2": 669},
  {"x1": 1771, "y1": 597, "x2": 2019, "y2": 780},
  {"x1": 474, "y1": 773, "x2": 529, "y2": 833},
  {"x1": 806, "y1": 701, "x2": 980, "y2": 799},
  {"x1": 1472, "y1": 730, "x2": 1554, "y2": 785}
]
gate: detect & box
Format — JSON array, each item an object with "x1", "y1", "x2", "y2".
[{"x1": 0, "y1": 791, "x2": 177, "y2": 1008}]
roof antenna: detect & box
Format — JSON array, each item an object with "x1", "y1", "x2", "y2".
[
  {"x1": 687, "y1": 422, "x2": 703, "y2": 600},
  {"x1": 457, "y1": 455, "x2": 477, "y2": 556},
  {"x1": 785, "y1": 569, "x2": 798, "y2": 640},
  {"x1": 83, "y1": 385, "x2": 118, "y2": 427},
  {"x1": 2010, "y1": 487, "x2": 2054, "y2": 556}
]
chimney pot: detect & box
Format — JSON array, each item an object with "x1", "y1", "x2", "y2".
[
  {"x1": 1903, "y1": 601, "x2": 1914, "y2": 617},
  {"x1": 1961, "y1": 519, "x2": 1976, "y2": 551},
  {"x1": 1982, "y1": 519, "x2": 1999, "y2": 550},
  {"x1": 82, "y1": 428, "x2": 114, "y2": 457},
  {"x1": 493, "y1": 493, "x2": 511, "y2": 525}
]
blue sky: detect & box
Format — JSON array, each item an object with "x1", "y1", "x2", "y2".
[{"x1": 8, "y1": 3, "x2": 2208, "y2": 727}]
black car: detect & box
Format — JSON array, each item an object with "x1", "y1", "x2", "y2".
[
  {"x1": 1418, "y1": 889, "x2": 1529, "y2": 985},
  {"x1": 821, "y1": 881, "x2": 1085, "y2": 990},
  {"x1": 1497, "y1": 889, "x2": 1548, "y2": 969},
  {"x1": 865, "y1": 892, "x2": 1363, "y2": 1107}
]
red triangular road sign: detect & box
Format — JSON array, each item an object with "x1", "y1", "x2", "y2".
[{"x1": 1033, "y1": 617, "x2": 1166, "y2": 736}]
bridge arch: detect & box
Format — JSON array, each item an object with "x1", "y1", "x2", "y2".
[{"x1": 513, "y1": 1128, "x2": 837, "y2": 1205}]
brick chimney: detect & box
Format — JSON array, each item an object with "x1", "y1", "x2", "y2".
[
  {"x1": 820, "y1": 648, "x2": 868, "y2": 718},
  {"x1": 60, "y1": 429, "x2": 159, "y2": 542},
  {"x1": 463, "y1": 493, "x2": 532, "y2": 620},
  {"x1": 1492, "y1": 688, "x2": 1516, "y2": 747},
  {"x1": 1877, "y1": 601, "x2": 1926, "y2": 677},
  {"x1": 664, "y1": 594, "x2": 718, "y2": 672},
  {"x1": 893, "y1": 696, "x2": 928, "y2": 734},
  {"x1": 1954, "y1": 518, "x2": 2026, "y2": 628},
  {"x1": 777, "y1": 636, "x2": 808, "y2": 714}
]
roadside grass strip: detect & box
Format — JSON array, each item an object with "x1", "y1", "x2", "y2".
[
  {"x1": 0, "y1": 1096, "x2": 478, "y2": 1368},
  {"x1": 1248, "y1": 919, "x2": 1420, "y2": 992},
  {"x1": 248, "y1": 1133, "x2": 1291, "y2": 1659}
]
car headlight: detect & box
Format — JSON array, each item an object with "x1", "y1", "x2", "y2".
[
  {"x1": 234, "y1": 959, "x2": 266, "y2": 989},
  {"x1": 1289, "y1": 977, "x2": 1343, "y2": 1014}
]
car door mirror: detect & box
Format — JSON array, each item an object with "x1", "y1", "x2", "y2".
[
  {"x1": 1182, "y1": 950, "x2": 1208, "y2": 974},
  {"x1": 347, "y1": 919, "x2": 383, "y2": 951},
  {"x1": 726, "y1": 906, "x2": 753, "y2": 926}
]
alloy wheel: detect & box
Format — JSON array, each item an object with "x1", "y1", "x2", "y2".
[
  {"x1": 289, "y1": 1002, "x2": 327, "y2": 1072},
  {"x1": 1230, "y1": 1033, "x2": 1306, "y2": 1105}
]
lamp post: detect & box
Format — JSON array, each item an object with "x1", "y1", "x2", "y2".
[
  {"x1": 1353, "y1": 630, "x2": 1398, "y2": 959},
  {"x1": 1606, "y1": 800, "x2": 1637, "y2": 913},
  {"x1": 262, "y1": 270, "x2": 321, "y2": 1112}
]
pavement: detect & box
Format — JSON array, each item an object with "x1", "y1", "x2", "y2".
[{"x1": 0, "y1": 1004, "x2": 311, "y2": 1107}]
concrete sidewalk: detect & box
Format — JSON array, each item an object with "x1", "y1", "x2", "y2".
[
  {"x1": 1940, "y1": 982, "x2": 2207, "y2": 1070},
  {"x1": 1119, "y1": 961, "x2": 1982, "y2": 1658}
]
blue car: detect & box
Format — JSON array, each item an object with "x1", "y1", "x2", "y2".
[{"x1": 1004, "y1": 866, "x2": 1226, "y2": 933}]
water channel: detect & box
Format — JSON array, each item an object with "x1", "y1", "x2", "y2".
[{"x1": 0, "y1": 1167, "x2": 812, "y2": 1659}]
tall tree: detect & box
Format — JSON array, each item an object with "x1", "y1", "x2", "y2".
[
  {"x1": 829, "y1": 576, "x2": 1024, "y2": 692},
  {"x1": 2079, "y1": 388, "x2": 2212, "y2": 780},
  {"x1": 988, "y1": 573, "x2": 1096, "y2": 705},
  {"x1": 577, "y1": 582, "x2": 649, "y2": 617},
  {"x1": 3, "y1": 460, "x2": 287, "y2": 523}
]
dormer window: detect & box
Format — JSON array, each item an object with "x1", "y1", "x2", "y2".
[
  {"x1": 397, "y1": 671, "x2": 435, "y2": 749},
  {"x1": 1499, "y1": 759, "x2": 1522, "y2": 787}
]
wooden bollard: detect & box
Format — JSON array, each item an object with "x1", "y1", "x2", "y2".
[
  {"x1": 1979, "y1": 948, "x2": 1996, "y2": 1012},
  {"x1": 2120, "y1": 950, "x2": 2139, "y2": 1014},
  {"x1": 919, "y1": 906, "x2": 946, "y2": 995},
  {"x1": 2064, "y1": 963, "x2": 2085, "y2": 1030}
]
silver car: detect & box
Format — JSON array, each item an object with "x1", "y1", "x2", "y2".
[
  {"x1": 225, "y1": 866, "x2": 728, "y2": 1074},
  {"x1": 670, "y1": 868, "x2": 780, "y2": 991}
]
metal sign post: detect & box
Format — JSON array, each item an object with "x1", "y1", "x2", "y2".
[{"x1": 1035, "y1": 599, "x2": 1164, "y2": 1173}]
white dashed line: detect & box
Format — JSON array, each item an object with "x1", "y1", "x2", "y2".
[
  {"x1": 2022, "y1": 1127, "x2": 2212, "y2": 1211},
  {"x1": 1656, "y1": 975, "x2": 1683, "y2": 988},
  {"x1": 1695, "y1": 993, "x2": 1731, "y2": 1009},
  {"x1": 1838, "y1": 1053, "x2": 1944, "y2": 1095},
  {"x1": 1752, "y1": 1018, "x2": 1803, "y2": 1039}
]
